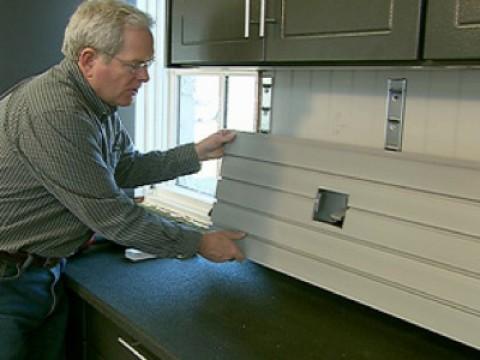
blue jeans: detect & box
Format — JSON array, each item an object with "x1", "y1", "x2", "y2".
[{"x1": 0, "y1": 257, "x2": 68, "y2": 360}]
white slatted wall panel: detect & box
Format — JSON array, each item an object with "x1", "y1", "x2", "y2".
[{"x1": 211, "y1": 133, "x2": 480, "y2": 350}]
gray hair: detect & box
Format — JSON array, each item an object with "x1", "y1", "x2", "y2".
[{"x1": 62, "y1": 0, "x2": 154, "y2": 60}]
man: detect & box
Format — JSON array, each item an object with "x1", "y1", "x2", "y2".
[{"x1": 0, "y1": 1, "x2": 245, "y2": 359}]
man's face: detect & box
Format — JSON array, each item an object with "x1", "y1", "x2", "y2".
[{"x1": 88, "y1": 26, "x2": 154, "y2": 106}]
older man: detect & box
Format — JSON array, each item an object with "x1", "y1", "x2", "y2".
[{"x1": 0, "y1": 1, "x2": 245, "y2": 358}]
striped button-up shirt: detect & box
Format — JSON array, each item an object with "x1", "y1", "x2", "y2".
[{"x1": 0, "y1": 59, "x2": 202, "y2": 258}]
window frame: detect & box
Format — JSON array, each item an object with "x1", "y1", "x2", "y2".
[{"x1": 144, "y1": 68, "x2": 259, "y2": 225}]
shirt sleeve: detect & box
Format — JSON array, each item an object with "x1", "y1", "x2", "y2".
[
  {"x1": 16, "y1": 110, "x2": 202, "y2": 258},
  {"x1": 113, "y1": 118, "x2": 201, "y2": 188}
]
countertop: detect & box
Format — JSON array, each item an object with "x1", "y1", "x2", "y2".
[{"x1": 64, "y1": 243, "x2": 478, "y2": 360}]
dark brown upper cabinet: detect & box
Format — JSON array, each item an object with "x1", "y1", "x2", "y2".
[
  {"x1": 170, "y1": 0, "x2": 264, "y2": 64},
  {"x1": 424, "y1": 0, "x2": 480, "y2": 60},
  {"x1": 265, "y1": 0, "x2": 422, "y2": 62},
  {"x1": 170, "y1": 0, "x2": 424, "y2": 65},
  {"x1": 170, "y1": 0, "x2": 480, "y2": 65}
]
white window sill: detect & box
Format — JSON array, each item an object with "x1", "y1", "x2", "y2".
[{"x1": 143, "y1": 185, "x2": 214, "y2": 227}]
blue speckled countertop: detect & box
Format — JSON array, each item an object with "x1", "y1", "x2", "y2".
[{"x1": 64, "y1": 243, "x2": 478, "y2": 360}]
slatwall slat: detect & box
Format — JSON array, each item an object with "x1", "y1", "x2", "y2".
[
  {"x1": 222, "y1": 156, "x2": 480, "y2": 239},
  {"x1": 216, "y1": 179, "x2": 480, "y2": 276},
  {"x1": 225, "y1": 133, "x2": 480, "y2": 201}
]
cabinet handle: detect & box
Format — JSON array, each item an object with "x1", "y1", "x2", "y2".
[
  {"x1": 259, "y1": 0, "x2": 266, "y2": 37},
  {"x1": 117, "y1": 336, "x2": 148, "y2": 360},
  {"x1": 244, "y1": 0, "x2": 250, "y2": 38}
]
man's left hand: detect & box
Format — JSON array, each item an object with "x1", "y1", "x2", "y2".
[{"x1": 195, "y1": 129, "x2": 236, "y2": 161}]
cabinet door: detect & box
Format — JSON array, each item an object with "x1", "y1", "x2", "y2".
[
  {"x1": 424, "y1": 0, "x2": 480, "y2": 60},
  {"x1": 66, "y1": 290, "x2": 86, "y2": 360},
  {"x1": 86, "y1": 306, "x2": 164, "y2": 360},
  {"x1": 170, "y1": 0, "x2": 263, "y2": 64},
  {"x1": 265, "y1": 0, "x2": 423, "y2": 62}
]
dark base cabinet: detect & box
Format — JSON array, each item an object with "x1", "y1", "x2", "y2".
[
  {"x1": 66, "y1": 290, "x2": 163, "y2": 360},
  {"x1": 66, "y1": 290, "x2": 87, "y2": 360}
]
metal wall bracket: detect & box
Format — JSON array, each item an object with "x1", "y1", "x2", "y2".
[
  {"x1": 385, "y1": 78, "x2": 407, "y2": 151},
  {"x1": 312, "y1": 189, "x2": 349, "y2": 228},
  {"x1": 258, "y1": 73, "x2": 273, "y2": 133}
]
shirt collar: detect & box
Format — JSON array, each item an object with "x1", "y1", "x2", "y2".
[{"x1": 60, "y1": 58, "x2": 117, "y2": 119}]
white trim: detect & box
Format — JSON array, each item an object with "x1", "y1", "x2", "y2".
[
  {"x1": 153, "y1": 0, "x2": 168, "y2": 151},
  {"x1": 134, "y1": 0, "x2": 163, "y2": 197},
  {"x1": 145, "y1": 185, "x2": 214, "y2": 226},
  {"x1": 166, "y1": 71, "x2": 179, "y2": 149},
  {"x1": 134, "y1": 0, "x2": 170, "y2": 152}
]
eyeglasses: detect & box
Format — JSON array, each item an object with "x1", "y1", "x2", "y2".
[{"x1": 112, "y1": 56, "x2": 154, "y2": 74}]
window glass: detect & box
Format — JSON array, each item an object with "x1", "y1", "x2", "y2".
[
  {"x1": 226, "y1": 75, "x2": 257, "y2": 132},
  {"x1": 177, "y1": 75, "x2": 222, "y2": 196},
  {"x1": 176, "y1": 73, "x2": 257, "y2": 197}
]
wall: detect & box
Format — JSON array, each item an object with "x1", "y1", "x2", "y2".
[
  {"x1": 0, "y1": 0, "x2": 82, "y2": 94},
  {"x1": 271, "y1": 68, "x2": 480, "y2": 162},
  {"x1": 0, "y1": 0, "x2": 136, "y2": 140}
]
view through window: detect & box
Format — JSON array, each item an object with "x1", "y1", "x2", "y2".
[{"x1": 176, "y1": 74, "x2": 258, "y2": 197}]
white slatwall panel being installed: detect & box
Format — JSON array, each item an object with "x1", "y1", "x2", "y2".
[{"x1": 211, "y1": 132, "x2": 480, "y2": 350}]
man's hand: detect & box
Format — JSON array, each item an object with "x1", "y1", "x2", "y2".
[
  {"x1": 195, "y1": 130, "x2": 236, "y2": 161},
  {"x1": 198, "y1": 230, "x2": 246, "y2": 262}
]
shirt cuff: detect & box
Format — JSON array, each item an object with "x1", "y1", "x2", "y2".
[{"x1": 175, "y1": 225, "x2": 203, "y2": 259}]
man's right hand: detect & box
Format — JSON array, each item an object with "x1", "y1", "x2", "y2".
[{"x1": 198, "y1": 231, "x2": 246, "y2": 262}]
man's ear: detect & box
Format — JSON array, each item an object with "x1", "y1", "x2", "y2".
[{"x1": 77, "y1": 48, "x2": 98, "y2": 79}]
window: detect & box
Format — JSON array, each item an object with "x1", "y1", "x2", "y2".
[
  {"x1": 176, "y1": 73, "x2": 257, "y2": 197},
  {"x1": 145, "y1": 70, "x2": 258, "y2": 223},
  {"x1": 135, "y1": 1, "x2": 259, "y2": 224}
]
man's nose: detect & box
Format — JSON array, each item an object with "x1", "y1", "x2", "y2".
[{"x1": 136, "y1": 67, "x2": 150, "y2": 82}]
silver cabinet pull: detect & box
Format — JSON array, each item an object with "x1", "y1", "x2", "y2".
[
  {"x1": 117, "y1": 336, "x2": 148, "y2": 360},
  {"x1": 259, "y1": 0, "x2": 266, "y2": 37},
  {"x1": 244, "y1": 0, "x2": 251, "y2": 38}
]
